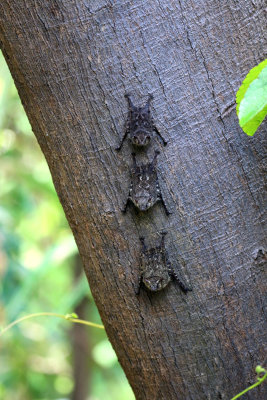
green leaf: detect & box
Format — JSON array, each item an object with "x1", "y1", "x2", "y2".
[{"x1": 236, "y1": 59, "x2": 267, "y2": 136}]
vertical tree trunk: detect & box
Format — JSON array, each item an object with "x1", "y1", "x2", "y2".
[{"x1": 1, "y1": 1, "x2": 266, "y2": 399}]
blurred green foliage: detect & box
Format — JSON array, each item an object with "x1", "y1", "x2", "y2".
[{"x1": 0, "y1": 52, "x2": 134, "y2": 400}]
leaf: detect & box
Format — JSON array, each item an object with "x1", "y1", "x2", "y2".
[{"x1": 236, "y1": 59, "x2": 267, "y2": 136}]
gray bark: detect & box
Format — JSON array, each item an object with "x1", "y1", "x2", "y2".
[{"x1": 0, "y1": 1, "x2": 266, "y2": 399}]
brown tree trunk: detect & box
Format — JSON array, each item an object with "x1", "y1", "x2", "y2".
[{"x1": 1, "y1": 1, "x2": 266, "y2": 399}]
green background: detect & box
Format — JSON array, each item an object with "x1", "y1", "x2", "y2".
[{"x1": 0, "y1": 52, "x2": 134, "y2": 400}]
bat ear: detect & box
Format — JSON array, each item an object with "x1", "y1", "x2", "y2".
[
  {"x1": 143, "y1": 93, "x2": 153, "y2": 112},
  {"x1": 139, "y1": 236, "x2": 146, "y2": 251},
  {"x1": 125, "y1": 93, "x2": 135, "y2": 110}
]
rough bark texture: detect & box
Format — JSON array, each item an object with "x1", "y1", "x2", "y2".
[{"x1": 1, "y1": 1, "x2": 266, "y2": 399}]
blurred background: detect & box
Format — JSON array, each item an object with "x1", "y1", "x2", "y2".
[{"x1": 0, "y1": 52, "x2": 134, "y2": 400}]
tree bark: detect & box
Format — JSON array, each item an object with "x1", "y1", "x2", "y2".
[{"x1": 1, "y1": 1, "x2": 266, "y2": 399}]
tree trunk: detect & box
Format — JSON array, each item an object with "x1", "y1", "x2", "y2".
[{"x1": 1, "y1": 1, "x2": 266, "y2": 399}]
